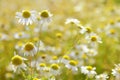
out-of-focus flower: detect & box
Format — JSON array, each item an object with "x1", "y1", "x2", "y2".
[
  {"x1": 10, "y1": 55, "x2": 27, "y2": 72},
  {"x1": 39, "y1": 10, "x2": 52, "y2": 24},
  {"x1": 86, "y1": 33, "x2": 102, "y2": 44},
  {"x1": 33, "y1": 78, "x2": 41, "y2": 80},
  {"x1": 112, "y1": 63, "x2": 120, "y2": 80},
  {"x1": 13, "y1": 32, "x2": 30, "y2": 39},
  {"x1": 50, "y1": 63, "x2": 60, "y2": 76},
  {"x1": 65, "y1": 18, "x2": 80, "y2": 25},
  {"x1": 37, "y1": 63, "x2": 46, "y2": 71},
  {"x1": 61, "y1": 55, "x2": 70, "y2": 64},
  {"x1": 87, "y1": 48, "x2": 98, "y2": 57},
  {"x1": 0, "y1": 33, "x2": 9, "y2": 41},
  {"x1": 105, "y1": 28, "x2": 118, "y2": 38},
  {"x1": 95, "y1": 73, "x2": 109, "y2": 80},
  {"x1": 81, "y1": 66, "x2": 97, "y2": 78},
  {"x1": 65, "y1": 60, "x2": 78, "y2": 72},
  {"x1": 22, "y1": 42, "x2": 37, "y2": 56},
  {"x1": 16, "y1": 10, "x2": 37, "y2": 25},
  {"x1": 50, "y1": 56, "x2": 60, "y2": 63}
]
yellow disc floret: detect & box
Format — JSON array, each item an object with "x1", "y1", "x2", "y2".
[
  {"x1": 56, "y1": 33, "x2": 62, "y2": 38},
  {"x1": 87, "y1": 66, "x2": 93, "y2": 71},
  {"x1": 69, "y1": 60, "x2": 77, "y2": 66},
  {"x1": 109, "y1": 29, "x2": 115, "y2": 35},
  {"x1": 63, "y1": 55, "x2": 70, "y2": 60},
  {"x1": 51, "y1": 64, "x2": 59, "y2": 70},
  {"x1": 39, "y1": 63, "x2": 46, "y2": 67},
  {"x1": 12, "y1": 55, "x2": 23, "y2": 66},
  {"x1": 24, "y1": 42, "x2": 34, "y2": 51},
  {"x1": 40, "y1": 10, "x2": 49, "y2": 18},
  {"x1": 33, "y1": 78, "x2": 39, "y2": 80},
  {"x1": 52, "y1": 56, "x2": 58, "y2": 60},
  {"x1": 86, "y1": 27, "x2": 92, "y2": 33},
  {"x1": 22, "y1": 10, "x2": 31, "y2": 18},
  {"x1": 91, "y1": 36, "x2": 97, "y2": 42}
]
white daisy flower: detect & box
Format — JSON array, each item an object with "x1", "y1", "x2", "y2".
[
  {"x1": 50, "y1": 56, "x2": 60, "y2": 63},
  {"x1": 37, "y1": 63, "x2": 46, "y2": 71},
  {"x1": 81, "y1": 66, "x2": 97, "y2": 78},
  {"x1": 87, "y1": 48, "x2": 98, "y2": 57},
  {"x1": 39, "y1": 10, "x2": 53, "y2": 24},
  {"x1": 0, "y1": 33, "x2": 8, "y2": 41},
  {"x1": 33, "y1": 78, "x2": 41, "y2": 80},
  {"x1": 16, "y1": 10, "x2": 37, "y2": 25},
  {"x1": 95, "y1": 73, "x2": 109, "y2": 80},
  {"x1": 65, "y1": 18, "x2": 80, "y2": 25},
  {"x1": 13, "y1": 32, "x2": 30, "y2": 39},
  {"x1": 112, "y1": 63, "x2": 120, "y2": 80},
  {"x1": 61, "y1": 55, "x2": 70, "y2": 65},
  {"x1": 105, "y1": 28, "x2": 118, "y2": 38},
  {"x1": 10, "y1": 55, "x2": 27, "y2": 72},
  {"x1": 22, "y1": 42, "x2": 37, "y2": 56},
  {"x1": 50, "y1": 63, "x2": 61, "y2": 76},
  {"x1": 86, "y1": 33, "x2": 102, "y2": 44},
  {"x1": 65, "y1": 60, "x2": 78, "y2": 73}
]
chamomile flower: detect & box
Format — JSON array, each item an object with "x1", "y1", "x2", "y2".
[
  {"x1": 65, "y1": 60, "x2": 78, "y2": 72},
  {"x1": 86, "y1": 33, "x2": 102, "y2": 44},
  {"x1": 112, "y1": 63, "x2": 120, "y2": 80},
  {"x1": 87, "y1": 49, "x2": 98, "y2": 57},
  {"x1": 10, "y1": 55, "x2": 27, "y2": 72},
  {"x1": 33, "y1": 78, "x2": 41, "y2": 80},
  {"x1": 95, "y1": 73, "x2": 109, "y2": 80},
  {"x1": 16, "y1": 10, "x2": 37, "y2": 25},
  {"x1": 37, "y1": 63, "x2": 46, "y2": 71},
  {"x1": 22, "y1": 42, "x2": 37, "y2": 56},
  {"x1": 81, "y1": 66, "x2": 97, "y2": 78},
  {"x1": 0, "y1": 33, "x2": 8, "y2": 41},
  {"x1": 65, "y1": 18, "x2": 80, "y2": 25},
  {"x1": 106, "y1": 28, "x2": 117, "y2": 38},
  {"x1": 50, "y1": 56, "x2": 59, "y2": 63},
  {"x1": 39, "y1": 10, "x2": 53, "y2": 24},
  {"x1": 61, "y1": 55, "x2": 70, "y2": 64},
  {"x1": 13, "y1": 32, "x2": 30, "y2": 39},
  {"x1": 50, "y1": 63, "x2": 60, "y2": 76}
]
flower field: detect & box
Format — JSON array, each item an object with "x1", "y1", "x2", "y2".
[{"x1": 0, "y1": 0, "x2": 120, "y2": 80}]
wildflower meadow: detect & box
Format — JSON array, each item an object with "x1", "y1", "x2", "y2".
[{"x1": 0, "y1": 0, "x2": 120, "y2": 80}]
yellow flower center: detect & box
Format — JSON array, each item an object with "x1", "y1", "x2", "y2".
[
  {"x1": 110, "y1": 20, "x2": 114, "y2": 25},
  {"x1": 69, "y1": 60, "x2": 77, "y2": 66},
  {"x1": 33, "y1": 78, "x2": 39, "y2": 80},
  {"x1": 87, "y1": 66, "x2": 93, "y2": 71},
  {"x1": 39, "y1": 63, "x2": 46, "y2": 67},
  {"x1": 12, "y1": 55, "x2": 23, "y2": 66},
  {"x1": 18, "y1": 32, "x2": 23, "y2": 37},
  {"x1": 52, "y1": 56, "x2": 58, "y2": 60},
  {"x1": 63, "y1": 55, "x2": 70, "y2": 60},
  {"x1": 86, "y1": 27, "x2": 92, "y2": 33},
  {"x1": 82, "y1": 53, "x2": 87, "y2": 59},
  {"x1": 109, "y1": 29, "x2": 115, "y2": 35},
  {"x1": 56, "y1": 33, "x2": 62, "y2": 38},
  {"x1": 40, "y1": 10, "x2": 49, "y2": 18},
  {"x1": 22, "y1": 10, "x2": 31, "y2": 18},
  {"x1": 51, "y1": 64, "x2": 59, "y2": 70},
  {"x1": 91, "y1": 36, "x2": 97, "y2": 42},
  {"x1": 24, "y1": 42, "x2": 34, "y2": 51}
]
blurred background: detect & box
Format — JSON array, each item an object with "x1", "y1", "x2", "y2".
[{"x1": 0, "y1": 0, "x2": 120, "y2": 80}]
